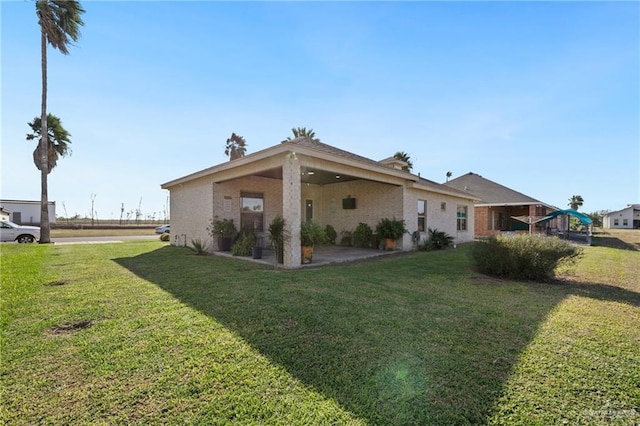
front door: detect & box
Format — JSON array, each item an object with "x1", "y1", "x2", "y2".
[{"x1": 305, "y1": 199, "x2": 313, "y2": 223}]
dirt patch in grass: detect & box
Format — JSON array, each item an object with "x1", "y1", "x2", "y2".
[
  {"x1": 46, "y1": 280, "x2": 69, "y2": 286},
  {"x1": 46, "y1": 320, "x2": 92, "y2": 336}
]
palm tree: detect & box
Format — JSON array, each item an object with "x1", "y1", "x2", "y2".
[
  {"x1": 568, "y1": 195, "x2": 584, "y2": 210},
  {"x1": 224, "y1": 132, "x2": 247, "y2": 160},
  {"x1": 446, "y1": 171, "x2": 452, "y2": 182},
  {"x1": 283, "y1": 127, "x2": 320, "y2": 143},
  {"x1": 393, "y1": 151, "x2": 413, "y2": 172},
  {"x1": 36, "y1": 0, "x2": 85, "y2": 243},
  {"x1": 26, "y1": 114, "x2": 73, "y2": 173}
]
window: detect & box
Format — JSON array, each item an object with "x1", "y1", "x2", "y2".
[
  {"x1": 440, "y1": 202, "x2": 446, "y2": 211},
  {"x1": 417, "y1": 200, "x2": 426, "y2": 232},
  {"x1": 623, "y1": 219, "x2": 628, "y2": 226},
  {"x1": 240, "y1": 192, "x2": 263, "y2": 233},
  {"x1": 457, "y1": 205, "x2": 468, "y2": 231},
  {"x1": 614, "y1": 219, "x2": 619, "y2": 226}
]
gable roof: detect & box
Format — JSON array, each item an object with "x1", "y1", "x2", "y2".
[
  {"x1": 604, "y1": 204, "x2": 640, "y2": 216},
  {"x1": 282, "y1": 137, "x2": 385, "y2": 169},
  {"x1": 444, "y1": 172, "x2": 554, "y2": 208}
]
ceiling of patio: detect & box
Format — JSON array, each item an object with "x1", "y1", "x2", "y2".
[{"x1": 254, "y1": 167, "x2": 360, "y2": 185}]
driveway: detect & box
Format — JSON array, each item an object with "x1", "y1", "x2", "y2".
[{"x1": 52, "y1": 235, "x2": 159, "y2": 245}]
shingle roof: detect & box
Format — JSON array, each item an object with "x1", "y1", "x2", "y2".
[
  {"x1": 283, "y1": 138, "x2": 474, "y2": 198},
  {"x1": 282, "y1": 137, "x2": 384, "y2": 168},
  {"x1": 443, "y1": 172, "x2": 546, "y2": 205}
]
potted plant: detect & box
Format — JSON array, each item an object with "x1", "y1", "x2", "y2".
[
  {"x1": 208, "y1": 217, "x2": 237, "y2": 251},
  {"x1": 268, "y1": 215, "x2": 286, "y2": 265},
  {"x1": 300, "y1": 221, "x2": 325, "y2": 264},
  {"x1": 375, "y1": 217, "x2": 408, "y2": 251}
]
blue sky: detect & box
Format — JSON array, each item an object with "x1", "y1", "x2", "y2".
[{"x1": 2, "y1": 1, "x2": 638, "y2": 219}]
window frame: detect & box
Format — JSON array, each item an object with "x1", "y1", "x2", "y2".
[
  {"x1": 240, "y1": 192, "x2": 264, "y2": 233},
  {"x1": 417, "y1": 200, "x2": 426, "y2": 232},
  {"x1": 456, "y1": 205, "x2": 468, "y2": 231}
]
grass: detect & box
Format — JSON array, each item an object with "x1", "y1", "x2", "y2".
[{"x1": 1, "y1": 241, "x2": 638, "y2": 424}]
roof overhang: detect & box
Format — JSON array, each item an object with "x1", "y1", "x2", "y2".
[
  {"x1": 162, "y1": 141, "x2": 420, "y2": 190},
  {"x1": 478, "y1": 202, "x2": 557, "y2": 210}
]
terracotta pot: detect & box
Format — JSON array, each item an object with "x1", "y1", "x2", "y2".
[
  {"x1": 384, "y1": 238, "x2": 396, "y2": 251},
  {"x1": 301, "y1": 245, "x2": 314, "y2": 264}
]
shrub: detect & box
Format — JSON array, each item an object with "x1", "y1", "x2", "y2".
[
  {"x1": 189, "y1": 239, "x2": 208, "y2": 255},
  {"x1": 339, "y1": 230, "x2": 352, "y2": 247},
  {"x1": 352, "y1": 222, "x2": 373, "y2": 248},
  {"x1": 324, "y1": 225, "x2": 337, "y2": 245},
  {"x1": 159, "y1": 232, "x2": 170, "y2": 242},
  {"x1": 471, "y1": 234, "x2": 583, "y2": 282},
  {"x1": 420, "y1": 228, "x2": 454, "y2": 250},
  {"x1": 231, "y1": 233, "x2": 256, "y2": 256}
]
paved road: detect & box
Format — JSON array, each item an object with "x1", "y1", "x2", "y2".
[{"x1": 52, "y1": 235, "x2": 159, "y2": 245}]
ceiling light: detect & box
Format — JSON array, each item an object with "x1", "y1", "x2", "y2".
[{"x1": 307, "y1": 171, "x2": 315, "y2": 175}]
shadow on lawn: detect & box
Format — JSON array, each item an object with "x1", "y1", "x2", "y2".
[{"x1": 115, "y1": 246, "x2": 639, "y2": 424}]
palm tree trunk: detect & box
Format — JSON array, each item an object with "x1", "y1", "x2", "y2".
[{"x1": 39, "y1": 26, "x2": 51, "y2": 243}]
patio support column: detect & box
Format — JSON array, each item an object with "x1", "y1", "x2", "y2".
[
  {"x1": 282, "y1": 152, "x2": 301, "y2": 268},
  {"x1": 529, "y1": 204, "x2": 536, "y2": 234}
]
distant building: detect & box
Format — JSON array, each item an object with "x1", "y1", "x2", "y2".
[
  {"x1": 0, "y1": 199, "x2": 56, "y2": 225},
  {"x1": 603, "y1": 204, "x2": 640, "y2": 229}
]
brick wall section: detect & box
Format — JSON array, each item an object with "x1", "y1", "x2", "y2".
[
  {"x1": 168, "y1": 176, "x2": 213, "y2": 248},
  {"x1": 314, "y1": 180, "x2": 403, "y2": 237},
  {"x1": 212, "y1": 176, "x2": 283, "y2": 250},
  {"x1": 405, "y1": 189, "x2": 475, "y2": 245},
  {"x1": 475, "y1": 207, "x2": 491, "y2": 236}
]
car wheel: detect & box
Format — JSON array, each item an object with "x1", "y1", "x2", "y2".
[{"x1": 17, "y1": 235, "x2": 35, "y2": 244}]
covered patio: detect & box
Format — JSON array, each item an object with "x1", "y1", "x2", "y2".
[{"x1": 212, "y1": 244, "x2": 402, "y2": 268}]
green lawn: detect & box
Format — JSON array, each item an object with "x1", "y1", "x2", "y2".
[{"x1": 1, "y1": 241, "x2": 638, "y2": 424}]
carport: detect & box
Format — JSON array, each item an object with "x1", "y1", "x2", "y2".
[{"x1": 543, "y1": 209, "x2": 593, "y2": 244}]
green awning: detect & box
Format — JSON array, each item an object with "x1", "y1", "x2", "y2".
[{"x1": 544, "y1": 209, "x2": 593, "y2": 225}]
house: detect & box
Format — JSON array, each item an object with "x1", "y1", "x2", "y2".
[
  {"x1": 603, "y1": 204, "x2": 640, "y2": 229},
  {"x1": 443, "y1": 172, "x2": 558, "y2": 237},
  {"x1": 161, "y1": 138, "x2": 477, "y2": 269},
  {"x1": 0, "y1": 199, "x2": 56, "y2": 225}
]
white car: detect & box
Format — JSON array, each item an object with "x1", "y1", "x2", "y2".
[
  {"x1": 155, "y1": 224, "x2": 170, "y2": 234},
  {"x1": 0, "y1": 221, "x2": 41, "y2": 243}
]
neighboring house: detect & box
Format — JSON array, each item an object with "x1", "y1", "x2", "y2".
[
  {"x1": 161, "y1": 138, "x2": 477, "y2": 269},
  {"x1": 0, "y1": 199, "x2": 56, "y2": 225},
  {"x1": 0, "y1": 207, "x2": 10, "y2": 222},
  {"x1": 603, "y1": 204, "x2": 640, "y2": 229},
  {"x1": 444, "y1": 172, "x2": 558, "y2": 237}
]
